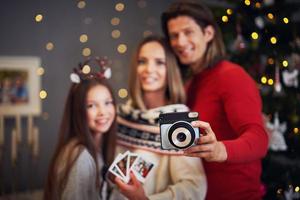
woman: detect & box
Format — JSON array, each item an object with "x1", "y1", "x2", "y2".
[
  {"x1": 44, "y1": 59, "x2": 117, "y2": 200},
  {"x1": 114, "y1": 35, "x2": 207, "y2": 200}
]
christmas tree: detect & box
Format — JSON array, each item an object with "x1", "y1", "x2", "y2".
[{"x1": 211, "y1": 0, "x2": 300, "y2": 199}]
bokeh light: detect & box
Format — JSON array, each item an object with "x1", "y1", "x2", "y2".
[
  {"x1": 117, "y1": 44, "x2": 127, "y2": 54},
  {"x1": 39, "y1": 90, "x2": 47, "y2": 99},
  {"x1": 118, "y1": 88, "x2": 128, "y2": 98},
  {"x1": 35, "y1": 14, "x2": 43, "y2": 22}
]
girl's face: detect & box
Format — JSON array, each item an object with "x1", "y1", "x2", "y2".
[
  {"x1": 86, "y1": 84, "x2": 115, "y2": 136},
  {"x1": 137, "y1": 41, "x2": 167, "y2": 93}
]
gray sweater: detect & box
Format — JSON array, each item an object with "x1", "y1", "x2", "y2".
[{"x1": 61, "y1": 149, "x2": 104, "y2": 200}]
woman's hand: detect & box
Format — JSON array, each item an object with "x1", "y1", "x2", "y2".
[
  {"x1": 183, "y1": 120, "x2": 228, "y2": 162},
  {"x1": 115, "y1": 171, "x2": 148, "y2": 200}
]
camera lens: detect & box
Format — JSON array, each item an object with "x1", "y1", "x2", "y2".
[
  {"x1": 177, "y1": 132, "x2": 186, "y2": 142},
  {"x1": 168, "y1": 121, "x2": 196, "y2": 149}
]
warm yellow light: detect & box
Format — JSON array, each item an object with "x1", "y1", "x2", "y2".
[
  {"x1": 251, "y1": 32, "x2": 259, "y2": 40},
  {"x1": 111, "y1": 17, "x2": 120, "y2": 26},
  {"x1": 270, "y1": 37, "x2": 277, "y2": 44},
  {"x1": 46, "y1": 42, "x2": 54, "y2": 51},
  {"x1": 255, "y1": 2, "x2": 261, "y2": 8},
  {"x1": 295, "y1": 186, "x2": 300, "y2": 192},
  {"x1": 118, "y1": 88, "x2": 128, "y2": 98},
  {"x1": 282, "y1": 60, "x2": 288, "y2": 67},
  {"x1": 222, "y1": 16, "x2": 229, "y2": 23},
  {"x1": 294, "y1": 128, "x2": 299, "y2": 134},
  {"x1": 143, "y1": 30, "x2": 153, "y2": 37},
  {"x1": 40, "y1": 90, "x2": 47, "y2": 99},
  {"x1": 261, "y1": 76, "x2": 267, "y2": 84},
  {"x1": 267, "y1": 13, "x2": 274, "y2": 20},
  {"x1": 117, "y1": 44, "x2": 127, "y2": 54},
  {"x1": 267, "y1": 58, "x2": 274, "y2": 65},
  {"x1": 115, "y1": 3, "x2": 125, "y2": 12},
  {"x1": 36, "y1": 67, "x2": 45, "y2": 76},
  {"x1": 283, "y1": 17, "x2": 289, "y2": 24},
  {"x1": 77, "y1": 1, "x2": 86, "y2": 9},
  {"x1": 111, "y1": 30, "x2": 121, "y2": 39},
  {"x1": 268, "y1": 79, "x2": 274, "y2": 85},
  {"x1": 79, "y1": 34, "x2": 88, "y2": 43},
  {"x1": 226, "y1": 9, "x2": 233, "y2": 15},
  {"x1": 244, "y1": 0, "x2": 251, "y2": 6},
  {"x1": 82, "y1": 48, "x2": 91, "y2": 56},
  {"x1": 277, "y1": 188, "x2": 283, "y2": 195},
  {"x1": 35, "y1": 14, "x2": 43, "y2": 22},
  {"x1": 82, "y1": 65, "x2": 91, "y2": 74}
]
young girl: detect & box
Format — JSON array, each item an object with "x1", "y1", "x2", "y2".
[
  {"x1": 44, "y1": 59, "x2": 116, "y2": 200},
  {"x1": 114, "y1": 35, "x2": 207, "y2": 200}
]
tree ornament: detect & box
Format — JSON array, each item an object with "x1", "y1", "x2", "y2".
[
  {"x1": 266, "y1": 112, "x2": 287, "y2": 151},
  {"x1": 255, "y1": 16, "x2": 265, "y2": 29},
  {"x1": 230, "y1": 23, "x2": 247, "y2": 52},
  {"x1": 282, "y1": 69, "x2": 299, "y2": 88},
  {"x1": 274, "y1": 65, "x2": 285, "y2": 96},
  {"x1": 263, "y1": 0, "x2": 274, "y2": 6}
]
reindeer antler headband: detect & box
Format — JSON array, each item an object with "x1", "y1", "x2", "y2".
[{"x1": 70, "y1": 56, "x2": 112, "y2": 83}]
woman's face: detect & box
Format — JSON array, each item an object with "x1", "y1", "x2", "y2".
[
  {"x1": 137, "y1": 41, "x2": 167, "y2": 93},
  {"x1": 86, "y1": 84, "x2": 115, "y2": 136}
]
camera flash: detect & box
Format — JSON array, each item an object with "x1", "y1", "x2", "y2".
[{"x1": 188, "y1": 112, "x2": 198, "y2": 118}]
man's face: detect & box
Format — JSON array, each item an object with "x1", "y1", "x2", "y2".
[{"x1": 167, "y1": 16, "x2": 214, "y2": 68}]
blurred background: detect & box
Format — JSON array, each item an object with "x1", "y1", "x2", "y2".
[{"x1": 0, "y1": 0, "x2": 299, "y2": 199}]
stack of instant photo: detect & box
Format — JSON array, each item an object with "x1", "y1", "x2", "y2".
[{"x1": 108, "y1": 151, "x2": 155, "y2": 183}]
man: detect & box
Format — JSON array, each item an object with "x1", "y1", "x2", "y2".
[{"x1": 161, "y1": 1, "x2": 268, "y2": 199}]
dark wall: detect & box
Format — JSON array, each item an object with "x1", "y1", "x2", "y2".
[{"x1": 0, "y1": 0, "x2": 175, "y2": 193}]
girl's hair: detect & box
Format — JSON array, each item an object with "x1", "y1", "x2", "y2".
[
  {"x1": 161, "y1": 1, "x2": 226, "y2": 74},
  {"x1": 129, "y1": 35, "x2": 186, "y2": 110},
  {"x1": 44, "y1": 76, "x2": 116, "y2": 200}
]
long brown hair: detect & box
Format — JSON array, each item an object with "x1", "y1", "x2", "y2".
[
  {"x1": 161, "y1": 0, "x2": 226, "y2": 74},
  {"x1": 129, "y1": 35, "x2": 186, "y2": 110},
  {"x1": 44, "y1": 77, "x2": 116, "y2": 200}
]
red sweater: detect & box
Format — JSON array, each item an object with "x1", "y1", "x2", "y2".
[{"x1": 186, "y1": 61, "x2": 268, "y2": 200}]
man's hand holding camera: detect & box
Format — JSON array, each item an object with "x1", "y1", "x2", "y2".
[{"x1": 183, "y1": 121, "x2": 228, "y2": 162}]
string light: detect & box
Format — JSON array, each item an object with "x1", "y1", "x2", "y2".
[
  {"x1": 77, "y1": 1, "x2": 86, "y2": 9},
  {"x1": 118, "y1": 88, "x2": 128, "y2": 98},
  {"x1": 255, "y1": 2, "x2": 261, "y2": 8},
  {"x1": 46, "y1": 42, "x2": 54, "y2": 51},
  {"x1": 283, "y1": 17, "x2": 289, "y2": 24},
  {"x1": 295, "y1": 186, "x2": 300, "y2": 192},
  {"x1": 282, "y1": 60, "x2": 288, "y2": 67},
  {"x1": 267, "y1": 13, "x2": 274, "y2": 20},
  {"x1": 111, "y1": 30, "x2": 121, "y2": 39},
  {"x1": 79, "y1": 34, "x2": 88, "y2": 43},
  {"x1": 267, "y1": 58, "x2": 274, "y2": 65},
  {"x1": 36, "y1": 67, "x2": 45, "y2": 76},
  {"x1": 222, "y1": 15, "x2": 229, "y2": 23},
  {"x1": 117, "y1": 44, "x2": 127, "y2": 54},
  {"x1": 267, "y1": 79, "x2": 274, "y2": 85},
  {"x1": 270, "y1": 37, "x2": 277, "y2": 44},
  {"x1": 226, "y1": 9, "x2": 233, "y2": 15},
  {"x1": 39, "y1": 90, "x2": 47, "y2": 99},
  {"x1": 111, "y1": 17, "x2": 120, "y2": 26},
  {"x1": 261, "y1": 76, "x2": 267, "y2": 84},
  {"x1": 294, "y1": 128, "x2": 299, "y2": 134},
  {"x1": 115, "y1": 3, "x2": 125, "y2": 12},
  {"x1": 251, "y1": 32, "x2": 259, "y2": 40},
  {"x1": 82, "y1": 48, "x2": 91, "y2": 56},
  {"x1": 82, "y1": 65, "x2": 91, "y2": 74},
  {"x1": 35, "y1": 14, "x2": 43, "y2": 23},
  {"x1": 244, "y1": 0, "x2": 251, "y2": 6}
]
